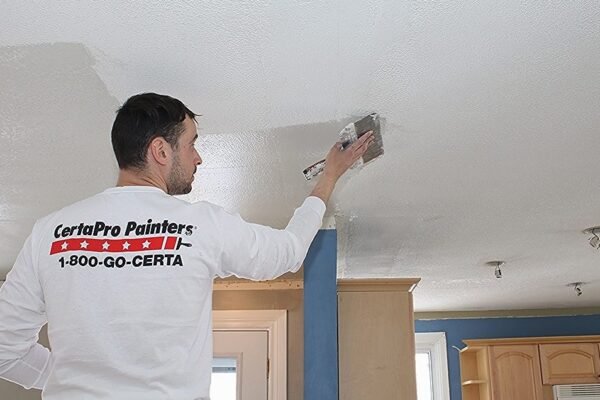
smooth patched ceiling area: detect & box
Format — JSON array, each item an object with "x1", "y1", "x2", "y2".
[{"x1": 1, "y1": 2, "x2": 599, "y2": 311}]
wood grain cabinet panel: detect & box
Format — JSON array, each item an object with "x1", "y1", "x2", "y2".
[
  {"x1": 337, "y1": 279, "x2": 420, "y2": 400},
  {"x1": 460, "y1": 337, "x2": 600, "y2": 400},
  {"x1": 490, "y1": 345, "x2": 544, "y2": 400},
  {"x1": 539, "y1": 343, "x2": 600, "y2": 384}
]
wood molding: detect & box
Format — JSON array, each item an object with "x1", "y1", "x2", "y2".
[
  {"x1": 337, "y1": 278, "x2": 421, "y2": 293},
  {"x1": 463, "y1": 335, "x2": 600, "y2": 347},
  {"x1": 213, "y1": 279, "x2": 303, "y2": 291},
  {"x1": 415, "y1": 307, "x2": 600, "y2": 319}
]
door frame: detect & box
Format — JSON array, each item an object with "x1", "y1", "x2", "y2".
[{"x1": 213, "y1": 309, "x2": 287, "y2": 400}]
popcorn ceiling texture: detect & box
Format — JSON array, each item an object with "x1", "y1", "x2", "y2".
[{"x1": 1, "y1": 1, "x2": 600, "y2": 311}]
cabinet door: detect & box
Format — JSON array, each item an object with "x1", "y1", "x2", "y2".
[
  {"x1": 539, "y1": 343, "x2": 600, "y2": 384},
  {"x1": 490, "y1": 345, "x2": 544, "y2": 400}
]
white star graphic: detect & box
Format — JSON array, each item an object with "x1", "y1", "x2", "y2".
[
  {"x1": 102, "y1": 241, "x2": 110, "y2": 250},
  {"x1": 123, "y1": 241, "x2": 130, "y2": 250},
  {"x1": 80, "y1": 240, "x2": 89, "y2": 249},
  {"x1": 142, "y1": 240, "x2": 151, "y2": 249},
  {"x1": 61, "y1": 242, "x2": 68, "y2": 250}
]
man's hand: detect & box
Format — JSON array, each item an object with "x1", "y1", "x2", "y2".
[
  {"x1": 322, "y1": 131, "x2": 374, "y2": 181},
  {"x1": 310, "y1": 131, "x2": 374, "y2": 205}
]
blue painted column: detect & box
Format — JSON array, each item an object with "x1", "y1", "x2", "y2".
[{"x1": 304, "y1": 229, "x2": 338, "y2": 400}]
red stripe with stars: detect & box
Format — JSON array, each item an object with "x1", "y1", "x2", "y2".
[{"x1": 49, "y1": 236, "x2": 178, "y2": 255}]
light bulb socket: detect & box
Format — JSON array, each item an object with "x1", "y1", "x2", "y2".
[
  {"x1": 494, "y1": 266, "x2": 502, "y2": 279},
  {"x1": 567, "y1": 282, "x2": 584, "y2": 297},
  {"x1": 485, "y1": 261, "x2": 505, "y2": 279},
  {"x1": 583, "y1": 227, "x2": 600, "y2": 248}
]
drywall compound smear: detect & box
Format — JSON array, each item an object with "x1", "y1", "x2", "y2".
[
  {"x1": 0, "y1": 43, "x2": 118, "y2": 275},
  {"x1": 334, "y1": 214, "x2": 352, "y2": 279},
  {"x1": 303, "y1": 113, "x2": 384, "y2": 180},
  {"x1": 188, "y1": 118, "x2": 376, "y2": 227}
]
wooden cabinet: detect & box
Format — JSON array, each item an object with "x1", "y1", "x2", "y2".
[
  {"x1": 539, "y1": 343, "x2": 600, "y2": 384},
  {"x1": 460, "y1": 346, "x2": 491, "y2": 400},
  {"x1": 461, "y1": 336, "x2": 600, "y2": 400},
  {"x1": 337, "y1": 279, "x2": 420, "y2": 400},
  {"x1": 489, "y1": 345, "x2": 543, "y2": 400}
]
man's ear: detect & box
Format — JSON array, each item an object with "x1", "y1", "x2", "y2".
[{"x1": 148, "y1": 137, "x2": 171, "y2": 166}]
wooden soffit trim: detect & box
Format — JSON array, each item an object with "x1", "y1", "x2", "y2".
[
  {"x1": 213, "y1": 279, "x2": 303, "y2": 291},
  {"x1": 337, "y1": 278, "x2": 421, "y2": 293},
  {"x1": 463, "y1": 335, "x2": 600, "y2": 347}
]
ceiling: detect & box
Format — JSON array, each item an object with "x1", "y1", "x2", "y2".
[{"x1": 1, "y1": 1, "x2": 599, "y2": 312}]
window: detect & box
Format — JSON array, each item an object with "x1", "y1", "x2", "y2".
[
  {"x1": 415, "y1": 332, "x2": 450, "y2": 400},
  {"x1": 211, "y1": 357, "x2": 238, "y2": 400}
]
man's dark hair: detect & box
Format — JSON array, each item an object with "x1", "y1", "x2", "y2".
[{"x1": 111, "y1": 93, "x2": 198, "y2": 169}]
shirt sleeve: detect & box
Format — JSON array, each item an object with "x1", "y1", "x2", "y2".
[
  {"x1": 214, "y1": 196, "x2": 326, "y2": 280},
  {"x1": 0, "y1": 231, "x2": 53, "y2": 390}
]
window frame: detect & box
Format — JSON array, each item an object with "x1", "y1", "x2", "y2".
[{"x1": 415, "y1": 332, "x2": 451, "y2": 400}]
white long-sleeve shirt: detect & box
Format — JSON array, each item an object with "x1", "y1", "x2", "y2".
[{"x1": 0, "y1": 186, "x2": 326, "y2": 399}]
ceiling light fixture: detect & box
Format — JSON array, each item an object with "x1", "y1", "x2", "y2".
[
  {"x1": 567, "y1": 282, "x2": 583, "y2": 297},
  {"x1": 485, "y1": 261, "x2": 504, "y2": 279},
  {"x1": 583, "y1": 227, "x2": 600, "y2": 249}
]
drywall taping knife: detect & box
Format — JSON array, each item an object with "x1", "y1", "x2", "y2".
[{"x1": 303, "y1": 113, "x2": 384, "y2": 180}]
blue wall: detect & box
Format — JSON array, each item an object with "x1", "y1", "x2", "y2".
[
  {"x1": 416, "y1": 315, "x2": 600, "y2": 400},
  {"x1": 304, "y1": 229, "x2": 338, "y2": 400}
]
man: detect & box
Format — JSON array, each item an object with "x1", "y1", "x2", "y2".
[{"x1": 0, "y1": 93, "x2": 373, "y2": 399}]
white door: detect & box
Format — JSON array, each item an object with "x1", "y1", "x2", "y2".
[{"x1": 212, "y1": 330, "x2": 269, "y2": 400}]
